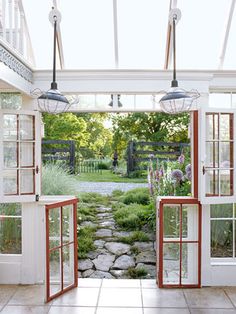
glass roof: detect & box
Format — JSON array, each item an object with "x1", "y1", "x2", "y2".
[{"x1": 22, "y1": 0, "x2": 235, "y2": 70}]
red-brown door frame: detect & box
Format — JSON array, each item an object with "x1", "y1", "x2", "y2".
[
  {"x1": 158, "y1": 197, "x2": 202, "y2": 288},
  {"x1": 45, "y1": 198, "x2": 78, "y2": 302}
]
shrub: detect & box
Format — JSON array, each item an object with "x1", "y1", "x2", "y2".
[
  {"x1": 111, "y1": 190, "x2": 124, "y2": 198},
  {"x1": 114, "y1": 203, "x2": 150, "y2": 230},
  {"x1": 42, "y1": 163, "x2": 77, "y2": 195},
  {"x1": 118, "y1": 231, "x2": 150, "y2": 244},
  {"x1": 126, "y1": 267, "x2": 148, "y2": 279},
  {"x1": 78, "y1": 205, "x2": 97, "y2": 222},
  {"x1": 77, "y1": 226, "x2": 96, "y2": 259},
  {"x1": 79, "y1": 192, "x2": 109, "y2": 204},
  {"x1": 97, "y1": 162, "x2": 110, "y2": 170},
  {"x1": 120, "y1": 188, "x2": 150, "y2": 205}
]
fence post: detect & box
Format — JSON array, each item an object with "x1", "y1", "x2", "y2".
[
  {"x1": 69, "y1": 141, "x2": 76, "y2": 174},
  {"x1": 127, "y1": 141, "x2": 135, "y2": 176}
]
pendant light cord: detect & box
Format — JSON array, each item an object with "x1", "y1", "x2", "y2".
[
  {"x1": 171, "y1": 15, "x2": 178, "y2": 88},
  {"x1": 51, "y1": 13, "x2": 57, "y2": 90}
]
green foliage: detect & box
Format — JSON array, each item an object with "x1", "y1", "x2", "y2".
[
  {"x1": 77, "y1": 226, "x2": 96, "y2": 259},
  {"x1": 79, "y1": 192, "x2": 109, "y2": 205},
  {"x1": 77, "y1": 170, "x2": 146, "y2": 183},
  {"x1": 111, "y1": 190, "x2": 125, "y2": 198},
  {"x1": 78, "y1": 204, "x2": 97, "y2": 222},
  {"x1": 42, "y1": 163, "x2": 77, "y2": 195},
  {"x1": 126, "y1": 267, "x2": 148, "y2": 279},
  {"x1": 97, "y1": 161, "x2": 110, "y2": 170},
  {"x1": 120, "y1": 188, "x2": 150, "y2": 205},
  {"x1": 114, "y1": 203, "x2": 150, "y2": 230},
  {"x1": 118, "y1": 231, "x2": 150, "y2": 244},
  {"x1": 130, "y1": 246, "x2": 140, "y2": 255}
]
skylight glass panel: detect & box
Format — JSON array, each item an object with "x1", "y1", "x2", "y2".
[
  {"x1": 177, "y1": 0, "x2": 231, "y2": 69},
  {"x1": 117, "y1": 0, "x2": 169, "y2": 69},
  {"x1": 223, "y1": 3, "x2": 236, "y2": 69}
]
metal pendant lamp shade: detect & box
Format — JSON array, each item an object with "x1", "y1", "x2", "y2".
[
  {"x1": 37, "y1": 7, "x2": 70, "y2": 114},
  {"x1": 159, "y1": 8, "x2": 199, "y2": 114}
]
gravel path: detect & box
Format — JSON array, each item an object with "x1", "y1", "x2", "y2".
[{"x1": 76, "y1": 181, "x2": 148, "y2": 195}]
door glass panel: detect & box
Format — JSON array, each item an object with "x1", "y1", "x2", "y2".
[
  {"x1": 211, "y1": 203, "x2": 233, "y2": 218},
  {"x1": 182, "y1": 205, "x2": 198, "y2": 240},
  {"x1": 211, "y1": 220, "x2": 233, "y2": 257},
  {"x1": 163, "y1": 243, "x2": 180, "y2": 284},
  {"x1": 205, "y1": 170, "x2": 219, "y2": 195},
  {"x1": 3, "y1": 115, "x2": 17, "y2": 140},
  {"x1": 19, "y1": 115, "x2": 34, "y2": 140},
  {"x1": 163, "y1": 205, "x2": 180, "y2": 239},
  {"x1": 20, "y1": 170, "x2": 34, "y2": 194},
  {"x1": 220, "y1": 142, "x2": 232, "y2": 167},
  {"x1": 62, "y1": 205, "x2": 72, "y2": 244},
  {"x1": 206, "y1": 114, "x2": 218, "y2": 140},
  {"x1": 63, "y1": 244, "x2": 74, "y2": 289},
  {"x1": 206, "y1": 142, "x2": 218, "y2": 167},
  {"x1": 20, "y1": 142, "x2": 34, "y2": 167},
  {"x1": 220, "y1": 170, "x2": 233, "y2": 196},
  {"x1": 4, "y1": 142, "x2": 17, "y2": 168},
  {"x1": 49, "y1": 207, "x2": 61, "y2": 249},
  {"x1": 3, "y1": 170, "x2": 18, "y2": 194},
  {"x1": 220, "y1": 114, "x2": 231, "y2": 140},
  {"x1": 181, "y1": 243, "x2": 198, "y2": 284},
  {"x1": 49, "y1": 249, "x2": 61, "y2": 296}
]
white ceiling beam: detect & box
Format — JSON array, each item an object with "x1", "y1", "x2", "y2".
[
  {"x1": 53, "y1": 0, "x2": 65, "y2": 69},
  {"x1": 113, "y1": 0, "x2": 119, "y2": 68},
  {"x1": 218, "y1": 0, "x2": 236, "y2": 70},
  {"x1": 164, "y1": 0, "x2": 177, "y2": 69}
]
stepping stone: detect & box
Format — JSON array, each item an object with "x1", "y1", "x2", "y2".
[
  {"x1": 80, "y1": 221, "x2": 97, "y2": 228},
  {"x1": 133, "y1": 242, "x2": 154, "y2": 251},
  {"x1": 82, "y1": 269, "x2": 95, "y2": 278},
  {"x1": 99, "y1": 220, "x2": 116, "y2": 229},
  {"x1": 93, "y1": 254, "x2": 116, "y2": 271},
  {"x1": 105, "y1": 242, "x2": 131, "y2": 256},
  {"x1": 135, "y1": 251, "x2": 156, "y2": 265},
  {"x1": 113, "y1": 231, "x2": 132, "y2": 237},
  {"x1": 92, "y1": 271, "x2": 115, "y2": 279},
  {"x1": 94, "y1": 240, "x2": 105, "y2": 248},
  {"x1": 97, "y1": 206, "x2": 112, "y2": 212},
  {"x1": 95, "y1": 228, "x2": 112, "y2": 237},
  {"x1": 97, "y1": 213, "x2": 113, "y2": 219},
  {"x1": 136, "y1": 263, "x2": 156, "y2": 278},
  {"x1": 110, "y1": 270, "x2": 127, "y2": 279},
  {"x1": 112, "y1": 255, "x2": 135, "y2": 270},
  {"x1": 87, "y1": 248, "x2": 108, "y2": 259},
  {"x1": 78, "y1": 259, "x2": 93, "y2": 271}
]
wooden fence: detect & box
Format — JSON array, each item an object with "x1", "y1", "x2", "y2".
[
  {"x1": 42, "y1": 140, "x2": 76, "y2": 174},
  {"x1": 127, "y1": 141, "x2": 190, "y2": 174},
  {"x1": 78, "y1": 160, "x2": 102, "y2": 174}
]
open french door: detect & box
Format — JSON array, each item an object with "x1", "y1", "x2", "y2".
[{"x1": 45, "y1": 198, "x2": 78, "y2": 302}]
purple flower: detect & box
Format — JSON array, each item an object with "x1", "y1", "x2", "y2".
[
  {"x1": 159, "y1": 167, "x2": 164, "y2": 177},
  {"x1": 171, "y1": 169, "x2": 183, "y2": 182},
  {"x1": 155, "y1": 170, "x2": 160, "y2": 182},
  {"x1": 178, "y1": 154, "x2": 185, "y2": 164},
  {"x1": 185, "y1": 164, "x2": 191, "y2": 180}
]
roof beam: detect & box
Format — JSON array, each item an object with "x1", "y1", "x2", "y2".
[
  {"x1": 53, "y1": 0, "x2": 65, "y2": 69},
  {"x1": 113, "y1": 0, "x2": 119, "y2": 68},
  {"x1": 164, "y1": 0, "x2": 177, "y2": 69},
  {"x1": 218, "y1": 0, "x2": 236, "y2": 69}
]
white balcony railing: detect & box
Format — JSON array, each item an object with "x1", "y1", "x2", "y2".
[{"x1": 0, "y1": 0, "x2": 35, "y2": 67}]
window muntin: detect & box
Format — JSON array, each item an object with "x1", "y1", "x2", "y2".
[
  {"x1": 211, "y1": 204, "x2": 236, "y2": 259},
  {"x1": 3, "y1": 114, "x2": 36, "y2": 196},
  {"x1": 205, "y1": 113, "x2": 233, "y2": 197},
  {"x1": 0, "y1": 203, "x2": 21, "y2": 254}
]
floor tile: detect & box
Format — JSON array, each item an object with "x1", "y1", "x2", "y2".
[
  {"x1": 224, "y1": 287, "x2": 236, "y2": 307},
  {"x1": 0, "y1": 305, "x2": 50, "y2": 314},
  {"x1": 0, "y1": 285, "x2": 18, "y2": 305},
  {"x1": 144, "y1": 309, "x2": 190, "y2": 314},
  {"x1": 49, "y1": 306, "x2": 95, "y2": 314},
  {"x1": 8, "y1": 285, "x2": 45, "y2": 305},
  {"x1": 96, "y1": 308, "x2": 143, "y2": 314},
  {"x1": 190, "y1": 310, "x2": 236, "y2": 314},
  {"x1": 184, "y1": 288, "x2": 233, "y2": 309},
  {"x1": 98, "y1": 288, "x2": 142, "y2": 307},
  {"x1": 102, "y1": 279, "x2": 141, "y2": 288},
  {"x1": 141, "y1": 280, "x2": 158, "y2": 289},
  {"x1": 52, "y1": 288, "x2": 99, "y2": 306},
  {"x1": 142, "y1": 288, "x2": 187, "y2": 308},
  {"x1": 77, "y1": 279, "x2": 102, "y2": 288}
]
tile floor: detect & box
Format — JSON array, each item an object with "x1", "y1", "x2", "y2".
[{"x1": 0, "y1": 279, "x2": 236, "y2": 313}]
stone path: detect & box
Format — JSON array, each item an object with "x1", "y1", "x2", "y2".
[
  {"x1": 78, "y1": 204, "x2": 156, "y2": 279},
  {"x1": 76, "y1": 181, "x2": 148, "y2": 195}
]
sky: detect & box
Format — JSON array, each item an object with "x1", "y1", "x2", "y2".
[{"x1": 22, "y1": 0, "x2": 236, "y2": 70}]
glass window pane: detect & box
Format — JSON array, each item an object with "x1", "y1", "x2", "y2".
[
  {"x1": 182, "y1": 205, "x2": 198, "y2": 241},
  {"x1": 220, "y1": 169, "x2": 233, "y2": 196},
  {"x1": 20, "y1": 142, "x2": 34, "y2": 167},
  {"x1": 163, "y1": 243, "x2": 180, "y2": 285},
  {"x1": 220, "y1": 114, "x2": 232, "y2": 140},
  {"x1": 209, "y1": 93, "x2": 232, "y2": 108},
  {"x1": 206, "y1": 114, "x2": 218, "y2": 140},
  {"x1": 163, "y1": 205, "x2": 180, "y2": 239},
  {"x1": 49, "y1": 249, "x2": 61, "y2": 296},
  {"x1": 206, "y1": 142, "x2": 218, "y2": 168},
  {"x1": 0, "y1": 93, "x2": 22, "y2": 109},
  {"x1": 211, "y1": 204, "x2": 233, "y2": 218},
  {"x1": 182, "y1": 243, "x2": 198, "y2": 285},
  {"x1": 3, "y1": 114, "x2": 17, "y2": 140},
  {"x1": 20, "y1": 169, "x2": 34, "y2": 194},
  {"x1": 63, "y1": 244, "x2": 74, "y2": 289},
  {"x1": 3, "y1": 170, "x2": 18, "y2": 195},
  {"x1": 4, "y1": 142, "x2": 17, "y2": 168},
  {"x1": 19, "y1": 115, "x2": 34, "y2": 140},
  {"x1": 220, "y1": 142, "x2": 233, "y2": 168},
  {"x1": 211, "y1": 220, "x2": 233, "y2": 258},
  {"x1": 49, "y1": 207, "x2": 61, "y2": 249},
  {"x1": 205, "y1": 170, "x2": 219, "y2": 196},
  {"x1": 62, "y1": 205, "x2": 72, "y2": 244}
]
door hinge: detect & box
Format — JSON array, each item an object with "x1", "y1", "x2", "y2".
[{"x1": 35, "y1": 165, "x2": 39, "y2": 174}]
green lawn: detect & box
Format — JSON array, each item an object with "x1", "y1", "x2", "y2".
[{"x1": 76, "y1": 170, "x2": 147, "y2": 183}]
